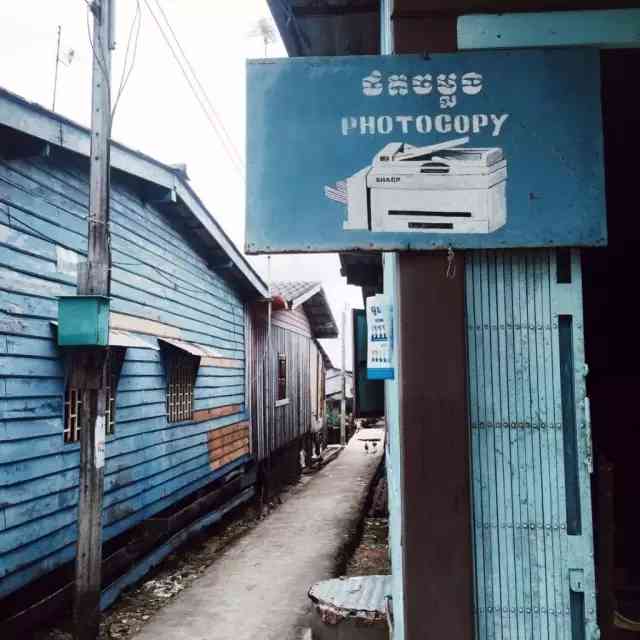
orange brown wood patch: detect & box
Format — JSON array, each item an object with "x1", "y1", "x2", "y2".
[
  {"x1": 208, "y1": 421, "x2": 250, "y2": 470},
  {"x1": 193, "y1": 404, "x2": 242, "y2": 423}
]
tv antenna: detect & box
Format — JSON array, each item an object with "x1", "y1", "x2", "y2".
[
  {"x1": 52, "y1": 25, "x2": 76, "y2": 111},
  {"x1": 248, "y1": 17, "x2": 277, "y2": 57}
]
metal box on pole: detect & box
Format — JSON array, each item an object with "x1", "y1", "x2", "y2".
[{"x1": 57, "y1": 296, "x2": 110, "y2": 346}]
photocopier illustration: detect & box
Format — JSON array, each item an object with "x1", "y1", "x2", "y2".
[{"x1": 325, "y1": 137, "x2": 507, "y2": 234}]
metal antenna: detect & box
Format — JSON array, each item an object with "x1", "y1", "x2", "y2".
[
  {"x1": 52, "y1": 25, "x2": 75, "y2": 112},
  {"x1": 248, "y1": 17, "x2": 277, "y2": 57},
  {"x1": 52, "y1": 25, "x2": 61, "y2": 111}
]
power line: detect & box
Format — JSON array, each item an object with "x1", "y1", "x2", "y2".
[
  {"x1": 151, "y1": 0, "x2": 244, "y2": 170},
  {"x1": 142, "y1": 0, "x2": 245, "y2": 177},
  {"x1": 111, "y1": 0, "x2": 142, "y2": 120}
]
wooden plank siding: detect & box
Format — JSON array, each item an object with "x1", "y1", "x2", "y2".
[
  {"x1": 207, "y1": 422, "x2": 251, "y2": 470},
  {"x1": 248, "y1": 303, "x2": 326, "y2": 462},
  {"x1": 0, "y1": 149, "x2": 252, "y2": 599},
  {"x1": 272, "y1": 306, "x2": 312, "y2": 338}
]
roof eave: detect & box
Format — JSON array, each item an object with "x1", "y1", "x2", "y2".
[{"x1": 0, "y1": 88, "x2": 268, "y2": 299}]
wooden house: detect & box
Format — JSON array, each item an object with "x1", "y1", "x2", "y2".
[
  {"x1": 0, "y1": 88, "x2": 270, "y2": 627},
  {"x1": 248, "y1": 281, "x2": 337, "y2": 492}
]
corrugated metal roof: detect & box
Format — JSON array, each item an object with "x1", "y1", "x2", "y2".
[
  {"x1": 309, "y1": 575, "x2": 392, "y2": 619},
  {"x1": 271, "y1": 281, "x2": 319, "y2": 304},
  {"x1": 270, "y1": 281, "x2": 339, "y2": 339}
]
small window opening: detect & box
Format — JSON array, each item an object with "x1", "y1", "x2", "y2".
[
  {"x1": 277, "y1": 353, "x2": 287, "y2": 401},
  {"x1": 166, "y1": 351, "x2": 199, "y2": 423},
  {"x1": 64, "y1": 349, "x2": 124, "y2": 444},
  {"x1": 557, "y1": 248, "x2": 572, "y2": 283}
]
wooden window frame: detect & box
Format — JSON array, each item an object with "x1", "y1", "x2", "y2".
[
  {"x1": 165, "y1": 349, "x2": 199, "y2": 423},
  {"x1": 276, "y1": 352, "x2": 288, "y2": 406},
  {"x1": 64, "y1": 348, "x2": 125, "y2": 444}
]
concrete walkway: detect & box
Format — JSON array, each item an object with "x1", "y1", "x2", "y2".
[{"x1": 133, "y1": 432, "x2": 384, "y2": 640}]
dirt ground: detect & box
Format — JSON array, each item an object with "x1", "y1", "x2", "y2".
[{"x1": 344, "y1": 517, "x2": 390, "y2": 577}]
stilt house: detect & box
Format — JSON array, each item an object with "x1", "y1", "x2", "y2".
[{"x1": 0, "y1": 88, "x2": 275, "y2": 630}]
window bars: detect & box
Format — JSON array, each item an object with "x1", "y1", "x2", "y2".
[
  {"x1": 63, "y1": 375, "x2": 115, "y2": 443},
  {"x1": 63, "y1": 350, "x2": 124, "y2": 443},
  {"x1": 166, "y1": 351, "x2": 198, "y2": 423},
  {"x1": 277, "y1": 353, "x2": 287, "y2": 401}
]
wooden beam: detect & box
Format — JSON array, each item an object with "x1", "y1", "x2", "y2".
[
  {"x1": 110, "y1": 312, "x2": 181, "y2": 339},
  {"x1": 397, "y1": 252, "x2": 473, "y2": 640},
  {"x1": 458, "y1": 9, "x2": 640, "y2": 49}
]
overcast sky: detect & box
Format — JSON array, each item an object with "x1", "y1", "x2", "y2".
[{"x1": 0, "y1": 0, "x2": 363, "y2": 366}]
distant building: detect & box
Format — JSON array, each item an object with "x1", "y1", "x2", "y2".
[{"x1": 249, "y1": 281, "x2": 338, "y2": 479}]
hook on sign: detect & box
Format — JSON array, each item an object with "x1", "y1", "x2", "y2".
[{"x1": 446, "y1": 247, "x2": 456, "y2": 279}]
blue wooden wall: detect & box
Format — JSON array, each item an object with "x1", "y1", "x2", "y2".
[{"x1": 0, "y1": 149, "x2": 250, "y2": 598}]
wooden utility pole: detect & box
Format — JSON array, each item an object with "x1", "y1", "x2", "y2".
[
  {"x1": 340, "y1": 304, "x2": 347, "y2": 446},
  {"x1": 72, "y1": 2, "x2": 114, "y2": 639}
]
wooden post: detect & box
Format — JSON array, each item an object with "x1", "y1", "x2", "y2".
[
  {"x1": 395, "y1": 253, "x2": 473, "y2": 640},
  {"x1": 73, "y1": 2, "x2": 114, "y2": 639},
  {"x1": 385, "y1": 8, "x2": 473, "y2": 639}
]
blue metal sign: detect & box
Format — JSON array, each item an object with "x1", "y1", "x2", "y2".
[{"x1": 246, "y1": 49, "x2": 606, "y2": 253}]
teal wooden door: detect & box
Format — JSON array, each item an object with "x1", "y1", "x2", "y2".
[{"x1": 466, "y1": 249, "x2": 597, "y2": 640}]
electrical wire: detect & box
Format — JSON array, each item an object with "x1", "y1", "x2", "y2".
[
  {"x1": 111, "y1": 0, "x2": 142, "y2": 120},
  {"x1": 142, "y1": 0, "x2": 245, "y2": 177},
  {"x1": 150, "y1": 0, "x2": 244, "y2": 171}
]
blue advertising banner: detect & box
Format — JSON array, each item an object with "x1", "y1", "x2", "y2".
[{"x1": 246, "y1": 49, "x2": 606, "y2": 254}]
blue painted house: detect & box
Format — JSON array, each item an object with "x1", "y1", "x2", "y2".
[{"x1": 0, "y1": 88, "x2": 270, "y2": 621}]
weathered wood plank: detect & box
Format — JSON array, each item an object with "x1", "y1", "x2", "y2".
[
  {"x1": 212, "y1": 447, "x2": 250, "y2": 470},
  {"x1": 210, "y1": 438, "x2": 250, "y2": 458},
  {"x1": 200, "y1": 356, "x2": 243, "y2": 369},
  {"x1": 0, "y1": 145, "x2": 252, "y2": 604},
  {"x1": 192, "y1": 404, "x2": 242, "y2": 423}
]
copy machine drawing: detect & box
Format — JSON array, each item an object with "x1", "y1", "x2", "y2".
[{"x1": 325, "y1": 137, "x2": 507, "y2": 234}]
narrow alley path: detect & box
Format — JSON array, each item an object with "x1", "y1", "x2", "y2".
[{"x1": 132, "y1": 432, "x2": 384, "y2": 640}]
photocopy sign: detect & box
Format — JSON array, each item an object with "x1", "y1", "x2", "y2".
[{"x1": 246, "y1": 49, "x2": 606, "y2": 253}]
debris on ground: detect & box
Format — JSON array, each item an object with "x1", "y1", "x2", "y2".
[
  {"x1": 345, "y1": 518, "x2": 390, "y2": 577},
  {"x1": 344, "y1": 471, "x2": 390, "y2": 577}
]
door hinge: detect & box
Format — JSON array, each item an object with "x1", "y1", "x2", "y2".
[{"x1": 570, "y1": 568, "x2": 585, "y2": 592}]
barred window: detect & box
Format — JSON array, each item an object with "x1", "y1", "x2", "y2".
[
  {"x1": 64, "y1": 387, "x2": 82, "y2": 444},
  {"x1": 63, "y1": 349, "x2": 125, "y2": 444},
  {"x1": 166, "y1": 351, "x2": 199, "y2": 423},
  {"x1": 277, "y1": 353, "x2": 287, "y2": 401}
]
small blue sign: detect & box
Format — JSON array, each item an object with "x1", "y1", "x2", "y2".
[{"x1": 246, "y1": 49, "x2": 606, "y2": 253}]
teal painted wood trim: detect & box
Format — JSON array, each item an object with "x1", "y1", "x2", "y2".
[
  {"x1": 465, "y1": 249, "x2": 597, "y2": 639},
  {"x1": 382, "y1": 252, "x2": 406, "y2": 640},
  {"x1": 458, "y1": 9, "x2": 640, "y2": 50}
]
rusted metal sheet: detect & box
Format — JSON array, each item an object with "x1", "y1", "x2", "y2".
[{"x1": 309, "y1": 575, "x2": 392, "y2": 639}]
